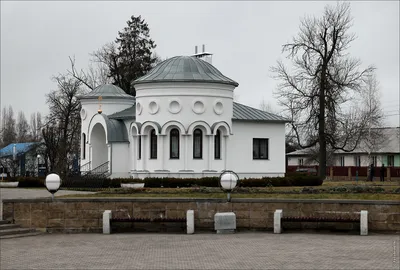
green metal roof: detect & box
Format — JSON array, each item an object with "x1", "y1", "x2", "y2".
[
  {"x1": 78, "y1": 84, "x2": 135, "y2": 100},
  {"x1": 108, "y1": 102, "x2": 288, "y2": 123},
  {"x1": 109, "y1": 105, "x2": 136, "y2": 120},
  {"x1": 232, "y1": 102, "x2": 289, "y2": 123},
  {"x1": 133, "y1": 56, "x2": 239, "y2": 87}
]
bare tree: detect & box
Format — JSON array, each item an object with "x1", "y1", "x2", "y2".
[
  {"x1": 68, "y1": 56, "x2": 112, "y2": 92},
  {"x1": 43, "y1": 74, "x2": 82, "y2": 177},
  {"x1": 30, "y1": 112, "x2": 42, "y2": 142},
  {"x1": 271, "y1": 2, "x2": 377, "y2": 178},
  {"x1": 1, "y1": 106, "x2": 16, "y2": 148},
  {"x1": 259, "y1": 99, "x2": 281, "y2": 115},
  {"x1": 16, "y1": 111, "x2": 30, "y2": 142},
  {"x1": 358, "y1": 72, "x2": 385, "y2": 161}
]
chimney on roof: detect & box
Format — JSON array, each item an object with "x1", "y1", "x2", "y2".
[{"x1": 191, "y1": 44, "x2": 213, "y2": 65}]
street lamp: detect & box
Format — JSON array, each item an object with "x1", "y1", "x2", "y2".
[
  {"x1": 37, "y1": 154, "x2": 41, "y2": 177},
  {"x1": 219, "y1": 170, "x2": 239, "y2": 202},
  {"x1": 45, "y1": 173, "x2": 61, "y2": 200}
]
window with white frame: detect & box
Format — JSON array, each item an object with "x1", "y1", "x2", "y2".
[
  {"x1": 214, "y1": 130, "x2": 221, "y2": 159},
  {"x1": 138, "y1": 136, "x2": 141, "y2": 160},
  {"x1": 253, "y1": 138, "x2": 269, "y2": 159},
  {"x1": 298, "y1": 158, "x2": 304, "y2": 166},
  {"x1": 170, "y1": 128, "x2": 179, "y2": 159},
  {"x1": 150, "y1": 129, "x2": 157, "y2": 159},
  {"x1": 82, "y1": 133, "x2": 86, "y2": 159},
  {"x1": 372, "y1": 156, "x2": 377, "y2": 166},
  {"x1": 340, "y1": 156, "x2": 345, "y2": 167},
  {"x1": 388, "y1": 155, "x2": 395, "y2": 166},
  {"x1": 354, "y1": 156, "x2": 361, "y2": 167},
  {"x1": 193, "y1": 129, "x2": 203, "y2": 159}
]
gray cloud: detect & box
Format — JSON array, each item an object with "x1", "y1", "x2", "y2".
[{"x1": 1, "y1": 1, "x2": 399, "y2": 126}]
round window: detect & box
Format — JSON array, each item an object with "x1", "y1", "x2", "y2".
[
  {"x1": 136, "y1": 102, "x2": 142, "y2": 115},
  {"x1": 214, "y1": 101, "x2": 224, "y2": 115},
  {"x1": 169, "y1": 100, "x2": 182, "y2": 114},
  {"x1": 149, "y1": 101, "x2": 159, "y2": 115},
  {"x1": 192, "y1": 100, "x2": 205, "y2": 114},
  {"x1": 80, "y1": 108, "x2": 87, "y2": 120}
]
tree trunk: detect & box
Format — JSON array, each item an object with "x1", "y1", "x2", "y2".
[{"x1": 319, "y1": 70, "x2": 327, "y2": 179}]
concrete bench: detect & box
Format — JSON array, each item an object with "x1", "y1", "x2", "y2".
[
  {"x1": 103, "y1": 210, "x2": 195, "y2": 234},
  {"x1": 214, "y1": 212, "x2": 236, "y2": 234},
  {"x1": 274, "y1": 209, "x2": 368, "y2": 235}
]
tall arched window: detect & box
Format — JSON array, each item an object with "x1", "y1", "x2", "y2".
[
  {"x1": 138, "y1": 136, "x2": 141, "y2": 160},
  {"x1": 214, "y1": 130, "x2": 221, "y2": 159},
  {"x1": 170, "y1": 128, "x2": 180, "y2": 159},
  {"x1": 150, "y1": 129, "x2": 157, "y2": 159},
  {"x1": 82, "y1": 133, "x2": 86, "y2": 159},
  {"x1": 193, "y1": 129, "x2": 203, "y2": 159}
]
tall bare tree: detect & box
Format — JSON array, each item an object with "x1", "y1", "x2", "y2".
[
  {"x1": 271, "y1": 2, "x2": 377, "y2": 178},
  {"x1": 16, "y1": 111, "x2": 30, "y2": 142},
  {"x1": 1, "y1": 106, "x2": 17, "y2": 148},
  {"x1": 43, "y1": 74, "x2": 82, "y2": 176},
  {"x1": 29, "y1": 112, "x2": 42, "y2": 142},
  {"x1": 358, "y1": 72, "x2": 385, "y2": 161}
]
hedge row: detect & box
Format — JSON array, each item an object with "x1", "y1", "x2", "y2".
[
  {"x1": 2, "y1": 177, "x2": 45, "y2": 188},
  {"x1": 2, "y1": 174, "x2": 323, "y2": 188},
  {"x1": 113, "y1": 174, "x2": 324, "y2": 188}
]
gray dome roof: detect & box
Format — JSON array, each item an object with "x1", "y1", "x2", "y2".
[
  {"x1": 78, "y1": 84, "x2": 135, "y2": 100},
  {"x1": 133, "y1": 56, "x2": 239, "y2": 87}
]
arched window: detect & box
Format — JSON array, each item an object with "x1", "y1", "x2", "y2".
[
  {"x1": 214, "y1": 130, "x2": 221, "y2": 159},
  {"x1": 138, "y1": 136, "x2": 141, "y2": 160},
  {"x1": 193, "y1": 129, "x2": 203, "y2": 159},
  {"x1": 150, "y1": 129, "x2": 157, "y2": 159},
  {"x1": 170, "y1": 128, "x2": 180, "y2": 159},
  {"x1": 82, "y1": 133, "x2": 86, "y2": 159}
]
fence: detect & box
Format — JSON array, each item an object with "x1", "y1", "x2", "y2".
[{"x1": 287, "y1": 166, "x2": 400, "y2": 181}]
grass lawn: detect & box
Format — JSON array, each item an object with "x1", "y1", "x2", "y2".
[
  {"x1": 59, "y1": 192, "x2": 400, "y2": 200},
  {"x1": 58, "y1": 180, "x2": 400, "y2": 200}
]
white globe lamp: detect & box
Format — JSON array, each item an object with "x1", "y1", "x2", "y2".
[
  {"x1": 45, "y1": 173, "x2": 61, "y2": 200},
  {"x1": 219, "y1": 171, "x2": 239, "y2": 202}
]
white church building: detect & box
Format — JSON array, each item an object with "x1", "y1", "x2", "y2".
[{"x1": 78, "y1": 52, "x2": 289, "y2": 179}]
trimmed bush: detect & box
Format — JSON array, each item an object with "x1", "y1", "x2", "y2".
[{"x1": 15, "y1": 177, "x2": 45, "y2": 188}]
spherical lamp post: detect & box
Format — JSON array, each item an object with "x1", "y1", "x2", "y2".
[
  {"x1": 36, "y1": 154, "x2": 41, "y2": 177},
  {"x1": 45, "y1": 173, "x2": 61, "y2": 200},
  {"x1": 219, "y1": 170, "x2": 239, "y2": 202}
]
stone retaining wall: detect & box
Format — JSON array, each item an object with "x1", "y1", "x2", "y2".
[{"x1": 2, "y1": 198, "x2": 399, "y2": 233}]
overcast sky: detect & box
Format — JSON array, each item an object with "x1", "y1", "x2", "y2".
[{"x1": 1, "y1": 1, "x2": 399, "y2": 127}]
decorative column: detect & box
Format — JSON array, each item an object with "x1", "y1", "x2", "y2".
[
  {"x1": 132, "y1": 136, "x2": 137, "y2": 171},
  {"x1": 159, "y1": 135, "x2": 164, "y2": 170},
  {"x1": 224, "y1": 136, "x2": 228, "y2": 170},
  {"x1": 89, "y1": 144, "x2": 92, "y2": 170},
  {"x1": 208, "y1": 135, "x2": 213, "y2": 171},
  {"x1": 141, "y1": 135, "x2": 146, "y2": 171},
  {"x1": 183, "y1": 135, "x2": 188, "y2": 170},
  {"x1": 107, "y1": 144, "x2": 112, "y2": 174}
]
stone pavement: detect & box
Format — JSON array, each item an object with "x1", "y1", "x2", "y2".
[{"x1": 1, "y1": 232, "x2": 399, "y2": 269}]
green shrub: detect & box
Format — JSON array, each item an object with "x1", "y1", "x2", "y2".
[
  {"x1": 239, "y1": 175, "x2": 323, "y2": 187},
  {"x1": 16, "y1": 177, "x2": 45, "y2": 188}
]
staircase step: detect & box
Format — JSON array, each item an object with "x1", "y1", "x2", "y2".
[
  {"x1": 0, "y1": 228, "x2": 36, "y2": 236},
  {"x1": 0, "y1": 220, "x2": 11, "y2": 225},
  {"x1": 0, "y1": 231, "x2": 43, "y2": 239},
  {"x1": 0, "y1": 224, "x2": 20, "y2": 230}
]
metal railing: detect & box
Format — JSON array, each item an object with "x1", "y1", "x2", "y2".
[
  {"x1": 62, "y1": 161, "x2": 110, "y2": 189},
  {"x1": 80, "y1": 161, "x2": 91, "y2": 176}
]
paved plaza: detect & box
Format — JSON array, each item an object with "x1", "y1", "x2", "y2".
[{"x1": 1, "y1": 232, "x2": 399, "y2": 269}]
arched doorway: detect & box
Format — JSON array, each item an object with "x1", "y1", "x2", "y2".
[{"x1": 91, "y1": 123, "x2": 108, "y2": 169}]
